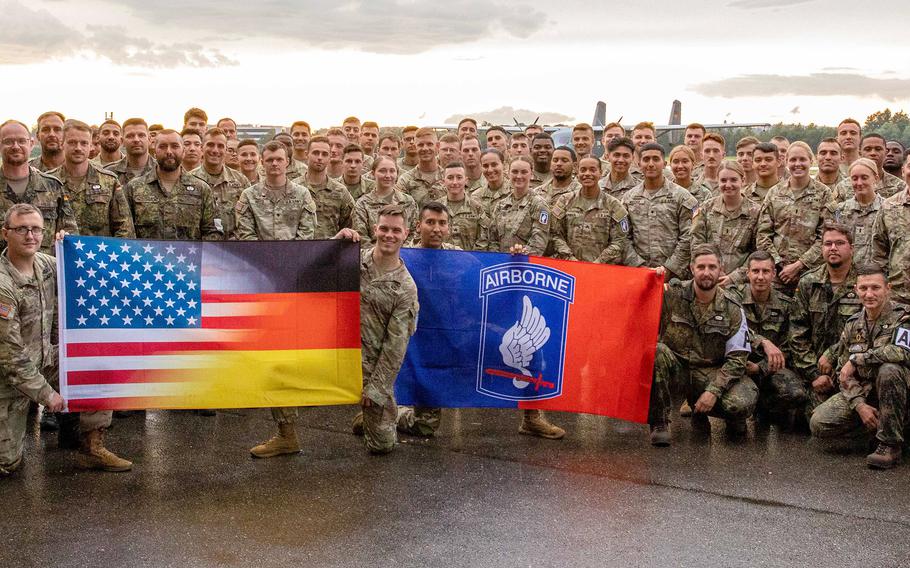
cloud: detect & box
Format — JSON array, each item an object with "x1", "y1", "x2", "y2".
[
  {"x1": 726, "y1": 0, "x2": 816, "y2": 8},
  {"x1": 0, "y1": 0, "x2": 236, "y2": 67},
  {"x1": 691, "y1": 73, "x2": 910, "y2": 102},
  {"x1": 445, "y1": 107, "x2": 574, "y2": 126},
  {"x1": 103, "y1": 0, "x2": 546, "y2": 54}
]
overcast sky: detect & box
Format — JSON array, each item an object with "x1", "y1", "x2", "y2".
[{"x1": 3, "y1": 0, "x2": 909, "y2": 129}]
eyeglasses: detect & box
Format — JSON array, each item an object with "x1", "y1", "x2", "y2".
[
  {"x1": 5, "y1": 226, "x2": 44, "y2": 236},
  {"x1": 1, "y1": 138, "x2": 30, "y2": 147}
]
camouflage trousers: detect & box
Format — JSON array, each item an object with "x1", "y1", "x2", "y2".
[
  {"x1": 754, "y1": 366, "x2": 808, "y2": 413},
  {"x1": 363, "y1": 400, "x2": 397, "y2": 454},
  {"x1": 397, "y1": 406, "x2": 442, "y2": 437},
  {"x1": 654, "y1": 343, "x2": 758, "y2": 423},
  {"x1": 59, "y1": 410, "x2": 113, "y2": 433},
  {"x1": 270, "y1": 406, "x2": 298, "y2": 425},
  {"x1": 810, "y1": 363, "x2": 909, "y2": 447}
]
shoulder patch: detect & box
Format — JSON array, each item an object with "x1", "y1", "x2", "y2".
[
  {"x1": 0, "y1": 301, "x2": 13, "y2": 320},
  {"x1": 234, "y1": 200, "x2": 249, "y2": 213},
  {"x1": 894, "y1": 327, "x2": 910, "y2": 351},
  {"x1": 538, "y1": 210, "x2": 549, "y2": 225},
  {"x1": 619, "y1": 216, "x2": 630, "y2": 233}
]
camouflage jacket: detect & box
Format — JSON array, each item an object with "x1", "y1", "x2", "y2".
[
  {"x1": 537, "y1": 178, "x2": 580, "y2": 207},
  {"x1": 298, "y1": 175, "x2": 354, "y2": 239},
  {"x1": 744, "y1": 179, "x2": 779, "y2": 203},
  {"x1": 0, "y1": 167, "x2": 78, "y2": 254},
  {"x1": 28, "y1": 156, "x2": 61, "y2": 173},
  {"x1": 234, "y1": 181, "x2": 317, "y2": 241},
  {"x1": 123, "y1": 168, "x2": 222, "y2": 240},
  {"x1": 360, "y1": 247, "x2": 419, "y2": 407},
  {"x1": 471, "y1": 180, "x2": 511, "y2": 215},
  {"x1": 832, "y1": 195, "x2": 882, "y2": 267},
  {"x1": 0, "y1": 251, "x2": 57, "y2": 405},
  {"x1": 622, "y1": 178, "x2": 698, "y2": 277},
  {"x1": 598, "y1": 172, "x2": 638, "y2": 202},
  {"x1": 396, "y1": 166, "x2": 445, "y2": 208},
  {"x1": 191, "y1": 165, "x2": 250, "y2": 240},
  {"x1": 48, "y1": 163, "x2": 134, "y2": 238},
  {"x1": 530, "y1": 169, "x2": 553, "y2": 190},
  {"x1": 660, "y1": 279, "x2": 749, "y2": 396},
  {"x1": 443, "y1": 194, "x2": 489, "y2": 251},
  {"x1": 343, "y1": 175, "x2": 376, "y2": 202},
  {"x1": 756, "y1": 178, "x2": 834, "y2": 269},
  {"x1": 550, "y1": 188, "x2": 629, "y2": 264},
  {"x1": 872, "y1": 189, "x2": 910, "y2": 303},
  {"x1": 352, "y1": 189, "x2": 418, "y2": 241},
  {"x1": 483, "y1": 191, "x2": 550, "y2": 255},
  {"x1": 732, "y1": 284, "x2": 793, "y2": 361},
  {"x1": 105, "y1": 155, "x2": 157, "y2": 188},
  {"x1": 691, "y1": 195, "x2": 761, "y2": 285}
]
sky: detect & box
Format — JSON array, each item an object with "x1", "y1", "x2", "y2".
[{"x1": 3, "y1": 0, "x2": 910, "y2": 130}]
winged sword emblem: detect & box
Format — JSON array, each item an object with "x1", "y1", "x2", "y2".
[{"x1": 499, "y1": 295, "x2": 550, "y2": 387}]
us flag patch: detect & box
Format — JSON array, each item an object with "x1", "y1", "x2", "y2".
[{"x1": 0, "y1": 301, "x2": 13, "y2": 320}]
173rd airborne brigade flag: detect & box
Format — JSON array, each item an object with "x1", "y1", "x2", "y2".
[
  {"x1": 57, "y1": 236, "x2": 362, "y2": 411},
  {"x1": 395, "y1": 250, "x2": 663, "y2": 423}
]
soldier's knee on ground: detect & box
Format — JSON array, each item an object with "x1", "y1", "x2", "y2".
[
  {"x1": 721, "y1": 379, "x2": 758, "y2": 419},
  {"x1": 769, "y1": 370, "x2": 808, "y2": 407}
]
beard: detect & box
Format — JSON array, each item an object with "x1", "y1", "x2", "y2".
[
  {"x1": 101, "y1": 139, "x2": 121, "y2": 152},
  {"x1": 695, "y1": 275, "x2": 717, "y2": 291},
  {"x1": 158, "y1": 156, "x2": 180, "y2": 172}
]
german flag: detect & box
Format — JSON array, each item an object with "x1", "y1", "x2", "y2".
[{"x1": 58, "y1": 236, "x2": 362, "y2": 411}]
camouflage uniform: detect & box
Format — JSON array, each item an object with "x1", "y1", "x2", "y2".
[
  {"x1": 833, "y1": 172, "x2": 906, "y2": 203},
  {"x1": 598, "y1": 172, "x2": 638, "y2": 202},
  {"x1": 256, "y1": 158, "x2": 307, "y2": 182},
  {"x1": 465, "y1": 175, "x2": 485, "y2": 196},
  {"x1": 733, "y1": 284, "x2": 806, "y2": 413},
  {"x1": 298, "y1": 176, "x2": 354, "y2": 239},
  {"x1": 443, "y1": 194, "x2": 489, "y2": 251},
  {"x1": 789, "y1": 264, "x2": 862, "y2": 415},
  {"x1": 360, "y1": 247, "x2": 419, "y2": 453},
  {"x1": 537, "y1": 178, "x2": 580, "y2": 207},
  {"x1": 832, "y1": 195, "x2": 882, "y2": 267},
  {"x1": 810, "y1": 301, "x2": 910, "y2": 447},
  {"x1": 28, "y1": 156, "x2": 60, "y2": 173},
  {"x1": 814, "y1": 171, "x2": 846, "y2": 194},
  {"x1": 234, "y1": 182, "x2": 318, "y2": 425},
  {"x1": 471, "y1": 180, "x2": 510, "y2": 216},
  {"x1": 0, "y1": 167, "x2": 78, "y2": 254},
  {"x1": 690, "y1": 195, "x2": 761, "y2": 285},
  {"x1": 352, "y1": 189, "x2": 418, "y2": 241},
  {"x1": 653, "y1": 280, "x2": 756, "y2": 425},
  {"x1": 396, "y1": 158, "x2": 419, "y2": 175},
  {"x1": 678, "y1": 180, "x2": 713, "y2": 204},
  {"x1": 123, "y1": 168, "x2": 222, "y2": 240},
  {"x1": 880, "y1": 172, "x2": 907, "y2": 199},
  {"x1": 0, "y1": 252, "x2": 88, "y2": 472},
  {"x1": 396, "y1": 167, "x2": 445, "y2": 208},
  {"x1": 482, "y1": 191, "x2": 550, "y2": 255},
  {"x1": 190, "y1": 165, "x2": 249, "y2": 240},
  {"x1": 873, "y1": 189, "x2": 910, "y2": 304},
  {"x1": 744, "y1": 180, "x2": 778, "y2": 203},
  {"x1": 343, "y1": 175, "x2": 376, "y2": 202},
  {"x1": 622, "y1": 178, "x2": 698, "y2": 278},
  {"x1": 105, "y1": 155, "x2": 157, "y2": 188},
  {"x1": 49, "y1": 163, "x2": 134, "y2": 239},
  {"x1": 550, "y1": 188, "x2": 629, "y2": 264},
  {"x1": 694, "y1": 174, "x2": 718, "y2": 195},
  {"x1": 756, "y1": 179, "x2": 834, "y2": 290},
  {"x1": 530, "y1": 169, "x2": 553, "y2": 190}
]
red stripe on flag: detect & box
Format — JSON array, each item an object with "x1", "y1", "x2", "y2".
[{"x1": 66, "y1": 370, "x2": 194, "y2": 386}]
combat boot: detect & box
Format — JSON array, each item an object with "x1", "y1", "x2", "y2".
[
  {"x1": 352, "y1": 412, "x2": 364, "y2": 436},
  {"x1": 40, "y1": 409, "x2": 58, "y2": 431},
  {"x1": 866, "y1": 443, "x2": 902, "y2": 470},
  {"x1": 249, "y1": 423, "x2": 300, "y2": 458},
  {"x1": 519, "y1": 409, "x2": 565, "y2": 439},
  {"x1": 649, "y1": 423, "x2": 671, "y2": 447},
  {"x1": 75, "y1": 429, "x2": 132, "y2": 472}
]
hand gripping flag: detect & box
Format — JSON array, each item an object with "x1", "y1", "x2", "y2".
[
  {"x1": 395, "y1": 250, "x2": 663, "y2": 423},
  {"x1": 57, "y1": 236, "x2": 362, "y2": 411}
]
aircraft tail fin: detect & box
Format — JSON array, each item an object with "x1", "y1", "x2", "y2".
[
  {"x1": 593, "y1": 101, "x2": 606, "y2": 127},
  {"x1": 668, "y1": 100, "x2": 682, "y2": 126}
]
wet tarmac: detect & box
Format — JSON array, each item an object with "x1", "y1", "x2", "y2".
[{"x1": 2, "y1": 406, "x2": 909, "y2": 568}]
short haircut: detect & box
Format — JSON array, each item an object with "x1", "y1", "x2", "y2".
[
  {"x1": 362, "y1": 121, "x2": 379, "y2": 130},
  {"x1": 444, "y1": 160, "x2": 465, "y2": 170},
  {"x1": 746, "y1": 250, "x2": 774, "y2": 269},
  {"x1": 63, "y1": 119, "x2": 92, "y2": 137},
  {"x1": 217, "y1": 117, "x2": 237, "y2": 128},
  {"x1": 343, "y1": 143, "x2": 364, "y2": 156},
  {"x1": 532, "y1": 133, "x2": 554, "y2": 145},
  {"x1": 702, "y1": 132, "x2": 725, "y2": 147},
  {"x1": 862, "y1": 133, "x2": 886, "y2": 145},
  {"x1": 371, "y1": 155, "x2": 398, "y2": 173},
  {"x1": 691, "y1": 243, "x2": 722, "y2": 263},
  {"x1": 326, "y1": 127, "x2": 345, "y2": 139},
  {"x1": 817, "y1": 137, "x2": 841, "y2": 151},
  {"x1": 510, "y1": 132, "x2": 529, "y2": 142},
  {"x1": 415, "y1": 127, "x2": 437, "y2": 139},
  {"x1": 838, "y1": 118, "x2": 862, "y2": 132},
  {"x1": 378, "y1": 133, "x2": 400, "y2": 147},
  {"x1": 572, "y1": 123, "x2": 594, "y2": 134},
  {"x1": 100, "y1": 119, "x2": 121, "y2": 130},
  {"x1": 439, "y1": 133, "x2": 460, "y2": 145},
  {"x1": 261, "y1": 140, "x2": 288, "y2": 158},
  {"x1": 237, "y1": 139, "x2": 259, "y2": 150},
  {"x1": 180, "y1": 127, "x2": 203, "y2": 140},
  {"x1": 607, "y1": 136, "x2": 635, "y2": 154},
  {"x1": 770, "y1": 135, "x2": 790, "y2": 144},
  {"x1": 460, "y1": 134, "x2": 481, "y2": 148},
  {"x1": 420, "y1": 201, "x2": 450, "y2": 220},
  {"x1": 685, "y1": 123, "x2": 706, "y2": 134},
  {"x1": 183, "y1": 107, "x2": 208, "y2": 124},
  {"x1": 149, "y1": 124, "x2": 164, "y2": 132},
  {"x1": 122, "y1": 117, "x2": 148, "y2": 130},
  {"x1": 888, "y1": 140, "x2": 906, "y2": 152},
  {"x1": 481, "y1": 148, "x2": 505, "y2": 163},
  {"x1": 668, "y1": 145, "x2": 697, "y2": 162},
  {"x1": 753, "y1": 142, "x2": 779, "y2": 157},
  {"x1": 155, "y1": 128, "x2": 179, "y2": 138},
  {"x1": 458, "y1": 118, "x2": 477, "y2": 128},
  {"x1": 486, "y1": 126, "x2": 509, "y2": 139},
  {"x1": 377, "y1": 203, "x2": 406, "y2": 221},
  {"x1": 855, "y1": 264, "x2": 887, "y2": 279},
  {"x1": 578, "y1": 156, "x2": 602, "y2": 170},
  {"x1": 308, "y1": 135, "x2": 330, "y2": 148},
  {"x1": 0, "y1": 119, "x2": 30, "y2": 133},
  {"x1": 553, "y1": 146, "x2": 577, "y2": 161},
  {"x1": 37, "y1": 111, "x2": 65, "y2": 125},
  {"x1": 3, "y1": 203, "x2": 42, "y2": 227},
  {"x1": 639, "y1": 142, "x2": 666, "y2": 158},
  {"x1": 291, "y1": 120, "x2": 311, "y2": 132},
  {"x1": 401, "y1": 125, "x2": 419, "y2": 135},
  {"x1": 633, "y1": 121, "x2": 656, "y2": 134},
  {"x1": 735, "y1": 136, "x2": 760, "y2": 150},
  {"x1": 822, "y1": 221, "x2": 853, "y2": 244},
  {"x1": 204, "y1": 127, "x2": 227, "y2": 139},
  {"x1": 342, "y1": 116, "x2": 361, "y2": 125}
]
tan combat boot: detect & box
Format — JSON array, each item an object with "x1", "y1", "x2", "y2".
[
  {"x1": 75, "y1": 429, "x2": 132, "y2": 472},
  {"x1": 867, "y1": 443, "x2": 902, "y2": 469},
  {"x1": 519, "y1": 409, "x2": 565, "y2": 439},
  {"x1": 249, "y1": 422, "x2": 300, "y2": 458}
]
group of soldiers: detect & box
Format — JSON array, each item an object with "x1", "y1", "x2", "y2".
[{"x1": 2, "y1": 107, "x2": 910, "y2": 477}]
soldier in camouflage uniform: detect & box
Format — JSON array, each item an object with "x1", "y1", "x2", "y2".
[
  {"x1": 537, "y1": 146, "x2": 580, "y2": 207},
  {"x1": 871, "y1": 154, "x2": 910, "y2": 305},
  {"x1": 353, "y1": 157, "x2": 418, "y2": 241},
  {"x1": 0, "y1": 119, "x2": 78, "y2": 255},
  {"x1": 810, "y1": 265, "x2": 910, "y2": 469},
  {"x1": 460, "y1": 136, "x2": 486, "y2": 195},
  {"x1": 480, "y1": 157, "x2": 564, "y2": 439},
  {"x1": 743, "y1": 143, "x2": 782, "y2": 203},
  {"x1": 473, "y1": 149, "x2": 511, "y2": 214},
  {"x1": 814, "y1": 138, "x2": 847, "y2": 193},
  {"x1": 123, "y1": 130, "x2": 222, "y2": 241},
  {"x1": 861, "y1": 134, "x2": 906, "y2": 199},
  {"x1": 397, "y1": 126, "x2": 420, "y2": 175},
  {"x1": 190, "y1": 127, "x2": 249, "y2": 240},
  {"x1": 438, "y1": 161, "x2": 488, "y2": 251},
  {"x1": 733, "y1": 252, "x2": 807, "y2": 423},
  {"x1": 599, "y1": 137, "x2": 639, "y2": 202},
  {"x1": 622, "y1": 143, "x2": 698, "y2": 280},
  {"x1": 529, "y1": 133, "x2": 554, "y2": 190},
  {"x1": 340, "y1": 144, "x2": 376, "y2": 201},
  {"x1": 756, "y1": 142, "x2": 834, "y2": 294},
  {"x1": 353, "y1": 204, "x2": 419, "y2": 454},
  {"x1": 652, "y1": 243, "x2": 755, "y2": 443},
  {"x1": 397, "y1": 202, "x2": 460, "y2": 437},
  {"x1": 396, "y1": 128, "x2": 445, "y2": 208},
  {"x1": 789, "y1": 223, "x2": 862, "y2": 421},
  {"x1": 832, "y1": 158, "x2": 882, "y2": 267},
  {"x1": 691, "y1": 161, "x2": 760, "y2": 287},
  {"x1": 29, "y1": 111, "x2": 66, "y2": 173},
  {"x1": 550, "y1": 156, "x2": 629, "y2": 264},
  {"x1": 105, "y1": 118, "x2": 157, "y2": 188},
  {"x1": 669, "y1": 145, "x2": 712, "y2": 203},
  {"x1": 299, "y1": 136, "x2": 354, "y2": 239}
]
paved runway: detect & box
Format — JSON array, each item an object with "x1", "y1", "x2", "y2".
[{"x1": 2, "y1": 406, "x2": 908, "y2": 568}]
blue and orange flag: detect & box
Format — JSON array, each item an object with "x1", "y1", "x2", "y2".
[
  {"x1": 57, "y1": 236, "x2": 362, "y2": 411},
  {"x1": 395, "y1": 250, "x2": 662, "y2": 424}
]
